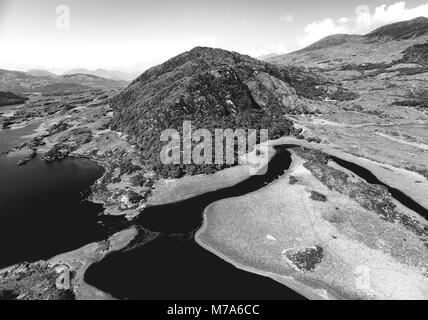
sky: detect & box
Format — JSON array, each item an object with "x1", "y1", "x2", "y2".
[{"x1": 0, "y1": 0, "x2": 428, "y2": 73}]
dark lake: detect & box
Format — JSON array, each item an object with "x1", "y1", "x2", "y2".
[
  {"x1": 85, "y1": 146, "x2": 306, "y2": 300},
  {"x1": 0, "y1": 155, "x2": 107, "y2": 268},
  {"x1": 0, "y1": 125, "x2": 107, "y2": 268}
]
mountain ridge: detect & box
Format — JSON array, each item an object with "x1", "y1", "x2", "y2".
[
  {"x1": 291, "y1": 17, "x2": 428, "y2": 55},
  {"x1": 267, "y1": 17, "x2": 428, "y2": 68},
  {"x1": 366, "y1": 16, "x2": 428, "y2": 40},
  {"x1": 111, "y1": 46, "x2": 355, "y2": 177}
]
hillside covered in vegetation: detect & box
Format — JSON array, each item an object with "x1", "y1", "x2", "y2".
[{"x1": 110, "y1": 47, "x2": 354, "y2": 176}]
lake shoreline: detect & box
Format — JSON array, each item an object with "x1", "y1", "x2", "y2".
[
  {"x1": 1, "y1": 93, "x2": 427, "y2": 300},
  {"x1": 0, "y1": 93, "x2": 143, "y2": 299}
]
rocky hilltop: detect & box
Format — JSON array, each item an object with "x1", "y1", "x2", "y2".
[{"x1": 111, "y1": 47, "x2": 355, "y2": 176}]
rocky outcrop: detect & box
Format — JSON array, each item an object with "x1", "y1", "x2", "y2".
[
  {"x1": 0, "y1": 262, "x2": 75, "y2": 300},
  {"x1": 310, "y1": 191, "x2": 327, "y2": 202},
  {"x1": 41, "y1": 128, "x2": 93, "y2": 163},
  {"x1": 282, "y1": 246, "x2": 324, "y2": 272},
  {"x1": 42, "y1": 143, "x2": 75, "y2": 162},
  {"x1": 399, "y1": 43, "x2": 428, "y2": 66}
]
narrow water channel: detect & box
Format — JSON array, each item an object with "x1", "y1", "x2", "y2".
[
  {"x1": 86, "y1": 144, "x2": 428, "y2": 299},
  {"x1": 330, "y1": 156, "x2": 428, "y2": 218},
  {"x1": 85, "y1": 146, "x2": 305, "y2": 300}
]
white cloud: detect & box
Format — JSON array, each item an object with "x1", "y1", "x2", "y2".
[
  {"x1": 280, "y1": 13, "x2": 295, "y2": 23},
  {"x1": 338, "y1": 17, "x2": 350, "y2": 24},
  {"x1": 298, "y1": 1, "x2": 428, "y2": 47},
  {"x1": 298, "y1": 18, "x2": 347, "y2": 47}
]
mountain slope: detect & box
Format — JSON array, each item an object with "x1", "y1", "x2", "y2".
[
  {"x1": 264, "y1": 16, "x2": 428, "y2": 182},
  {"x1": 266, "y1": 17, "x2": 428, "y2": 116},
  {"x1": 111, "y1": 47, "x2": 354, "y2": 176},
  {"x1": 295, "y1": 34, "x2": 363, "y2": 53},
  {"x1": 268, "y1": 17, "x2": 428, "y2": 68}
]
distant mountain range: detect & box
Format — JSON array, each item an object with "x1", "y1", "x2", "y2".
[
  {"x1": 62, "y1": 69, "x2": 139, "y2": 82},
  {"x1": 0, "y1": 69, "x2": 128, "y2": 96},
  {"x1": 23, "y1": 67, "x2": 139, "y2": 83},
  {"x1": 25, "y1": 68, "x2": 139, "y2": 82}
]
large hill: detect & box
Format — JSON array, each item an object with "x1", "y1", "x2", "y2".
[
  {"x1": 268, "y1": 17, "x2": 428, "y2": 69},
  {"x1": 265, "y1": 17, "x2": 428, "y2": 114},
  {"x1": 264, "y1": 17, "x2": 428, "y2": 181},
  {"x1": 110, "y1": 46, "x2": 355, "y2": 176}
]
